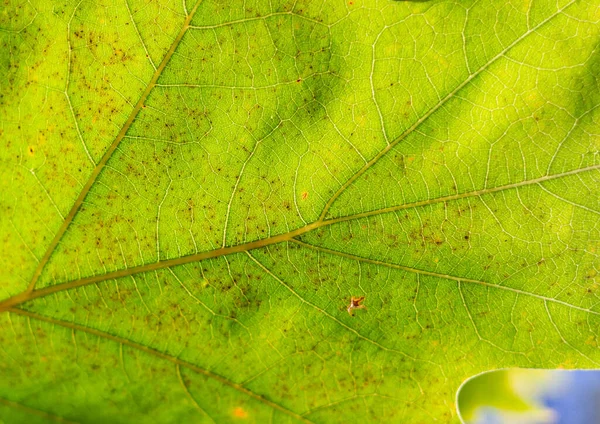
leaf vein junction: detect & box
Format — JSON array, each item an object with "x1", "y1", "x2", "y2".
[{"x1": 318, "y1": 0, "x2": 578, "y2": 220}]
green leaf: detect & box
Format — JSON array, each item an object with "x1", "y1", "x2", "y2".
[{"x1": 1, "y1": 0, "x2": 599, "y2": 422}]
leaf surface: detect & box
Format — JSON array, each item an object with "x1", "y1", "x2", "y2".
[{"x1": 1, "y1": 0, "x2": 599, "y2": 422}]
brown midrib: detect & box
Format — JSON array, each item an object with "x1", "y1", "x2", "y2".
[{"x1": 1, "y1": 163, "x2": 597, "y2": 312}]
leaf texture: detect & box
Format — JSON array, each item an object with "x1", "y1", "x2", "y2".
[{"x1": 0, "y1": 0, "x2": 599, "y2": 422}]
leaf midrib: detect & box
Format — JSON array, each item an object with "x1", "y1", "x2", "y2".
[{"x1": 1, "y1": 164, "x2": 597, "y2": 312}]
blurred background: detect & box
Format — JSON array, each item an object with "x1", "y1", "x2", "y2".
[{"x1": 458, "y1": 369, "x2": 600, "y2": 424}]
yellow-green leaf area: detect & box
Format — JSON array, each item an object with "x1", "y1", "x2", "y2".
[{"x1": 0, "y1": 0, "x2": 599, "y2": 422}]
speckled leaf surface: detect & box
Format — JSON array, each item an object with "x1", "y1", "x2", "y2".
[{"x1": 1, "y1": 0, "x2": 599, "y2": 422}]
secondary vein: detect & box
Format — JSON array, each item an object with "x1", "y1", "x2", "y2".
[
  {"x1": 290, "y1": 239, "x2": 600, "y2": 317},
  {"x1": 0, "y1": 396, "x2": 77, "y2": 424},
  {"x1": 8, "y1": 307, "x2": 313, "y2": 424},
  {"x1": 24, "y1": 0, "x2": 205, "y2": 294},
  {"x1": 317, "y1": 0, "x2": 577, "y2": 221}
]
